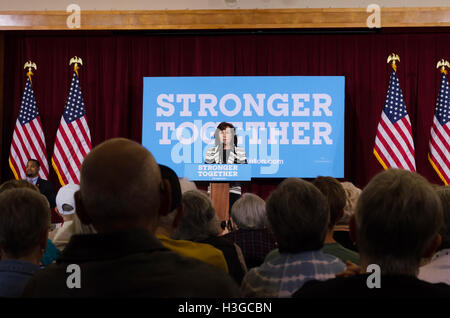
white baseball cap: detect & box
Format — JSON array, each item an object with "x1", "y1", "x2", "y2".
[{"x1": 56, "y1": 183, "x2": 80, "y2": 215}]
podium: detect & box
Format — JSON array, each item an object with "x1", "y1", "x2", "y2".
[
  {"x1": 184, "y1": 164, "x2": 251, "y2": 222},
  {"x1": 210, "y1": 183, "x2": 230, "y2": 222}
]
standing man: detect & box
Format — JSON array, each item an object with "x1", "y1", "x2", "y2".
[{"x1": 25, "y1": 159, "x2": 57, "y2": 209}]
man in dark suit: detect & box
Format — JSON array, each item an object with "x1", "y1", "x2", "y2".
[{"x1": 25, "y1": 159, "x2": 56, "y2": 209}]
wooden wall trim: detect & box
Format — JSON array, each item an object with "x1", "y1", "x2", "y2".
[{"x1": 1, "y1": 7, "x2": 450, "y2": 30}]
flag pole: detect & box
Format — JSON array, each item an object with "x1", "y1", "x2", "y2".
[
  {"x1": 10, "y1": 61, "x2": 50, "y2": 180},
  {"x1": 428, "y1": 59, "x2": 450, "y2": 185},
  {"x1": 373, "y1": 53, "x2": 402, "y2": 170},
  {"x1": 10, "y1": 61, "x2": 37, "y2": 179},
  {"x1": 52, "y1": 56, "x2": 89, "y2": 186}
]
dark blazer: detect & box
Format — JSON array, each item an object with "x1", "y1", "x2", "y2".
[
  {"x1": 36, "y1": 178, "x2": 56, "y2": 209},
  {"x1": 200, "y1": 236, "x2": 247, "y2": 285},
  {"x1": 223, "y1": 228, "x2": 277, "y2": 269}
]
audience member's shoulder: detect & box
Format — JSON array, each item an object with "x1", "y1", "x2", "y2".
[
  {"x1": 292, "y1": 275, "x2": 355, "y2": 298},
  {"x1": 320, "y1": 250, "x2": 342, "y2": 261},
  {"x1": 24, "y1": 247, "x2": 241, "y2": 298},
  {"x1": 204, "y1": 235, "x2": 234, "y2": 247},
  {"x1": 293, "y1": 274, "x2": 450, "y2": 299},
  {"x1": 157, "y1": 249, "x2": 242, "y2": 297},
  {"x1": 412, "y1": 277, "x2": 450, "y2": 297},
  {"x1": 158, "y1": 234, "x2": 230, "y2": 273},
  {"x1": 318, "y1": 250, "x2": 346, "y2": 269}
]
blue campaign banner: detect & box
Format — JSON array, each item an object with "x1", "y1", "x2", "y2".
[
  {"x1": 184, "y1": 164, "x2": 252, "y2": 181},
  {"x1": 142, "y1": 76, "x2": 345, "y2": 179}
]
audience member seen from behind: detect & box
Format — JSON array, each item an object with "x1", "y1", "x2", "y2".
[
  {"x1": 419, "y1": 186, "x2": 450, "y2": 285},
  {"x1": 265, "y1": 178, "x2": 359, "y2": 265},
  {"x1": 293, "y1": 169, "x2": 450, "y2": 298},
  {"x1": 333, "y1": 182, "x2": 361, "y2": 252},
  {"x1": 0, "y1": 180, "x2": 60, "y2": 267},
  {"x1": 52, "y1": 183, "x2": 96, "y2": 251},
  {"x1": 241, "y1": 178, "x2": 345, "y2": 298},
  {"x1": 0, "y1": 179, "x2": 38, "y2": 193},
  {"x1": 222, "y1": 193, "x2": 277, "y2": 269},
  {"x1": 312, "y1": 177, "x2": 360, "y2": 265},
  {"x1": 0, "y1": 188, "x2": 50, "y2": 297},
  {"x1": 156, "y1": 165, "x2": 229, "y2": 273},
  {"x1": 173, "y1": 190, "x2": 247, "y2": 284},
  {"x1": 22, "y1": 138, "x2": 241, "y2": 297}
]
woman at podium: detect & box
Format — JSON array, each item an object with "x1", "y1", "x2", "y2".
[
  {"x1": 204, "y1": 122, "x2": 247, "y2": 164},
  {"x1": 205, "y1": 122, "x2": 247, "y2": 231}
]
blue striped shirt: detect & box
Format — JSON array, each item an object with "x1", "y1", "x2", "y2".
[{"x1": 241, "y1": 250, "x2": 345, "y2": 297}]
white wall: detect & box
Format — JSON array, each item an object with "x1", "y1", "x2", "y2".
[{"x1": 1, "y1": 0, "x2": 449, "y2": 11}]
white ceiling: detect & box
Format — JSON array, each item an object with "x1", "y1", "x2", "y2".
[{"x1": 1, "y1": 0, "x2": 449, "y2": 11}]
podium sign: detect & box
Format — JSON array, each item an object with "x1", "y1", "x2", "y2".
[
  {"x1": 184, "y1": 164, "x2": 251, "y2": 224},
  {"x1": 184, "y1": 164, "x2": 251, "y2": 181}
]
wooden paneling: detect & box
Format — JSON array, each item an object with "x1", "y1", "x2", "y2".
[{"x1": 1, "y1": 7, "x2": 450, "y2": 30}]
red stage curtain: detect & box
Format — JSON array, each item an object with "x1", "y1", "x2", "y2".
[{"x1": 2, "y1": 29, "x2": 447, "y2": 199}]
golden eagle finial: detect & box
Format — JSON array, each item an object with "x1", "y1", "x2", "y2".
[
  {"x1": 387, "y1": 53, "x2": 400, "y2": 72},
  {"x1": 69, "y1": 56, "x2": 83, "y2": 76},
  {"x1": 436, "y1": 59, "x2": 450, "y2": 75},
  {"x1": 23, "y1": 61, "x2": 37, "y2": 83}
]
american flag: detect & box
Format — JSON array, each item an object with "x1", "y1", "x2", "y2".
[
  {"x1": 9, "y1": 77, "x2": 50, "y2": 180},
  {"x1": 373, "y1": 69, "x2": 416, "y2": 171},
  {"x1": 428, "y1": 72, "x2": 450, "y2": 185},
  {"x1": 51, "y1": 72, "x2": 92, "y2": 186}
]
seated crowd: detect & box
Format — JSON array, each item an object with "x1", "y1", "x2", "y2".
[{"x1": 0, "y1": 137, "x2": 448, "y2": 298}]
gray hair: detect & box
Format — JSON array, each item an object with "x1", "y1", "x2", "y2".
[
  {"x1": 231, "y1": 193, "x2": 267, "y2": 229},
  {"x1": 338, "y1": 182, "x2": 362, "y2": 225},
  {"x1": 266, "y1": 178, "x2": 329, "y2": 253},
  {"x1": 179, "y1": 178, "x2": 198, "y2": 194},
  {"x1": 0, "y1": 188, "x2": 50, "y2": 258},
  {"x1": 436, "y1": 187, "x2": 450, "y2": 249},
  {"x1": 157, "y1": 205, "x2": 181, "y2": 237},
  {"x1": 173, "y1": 190, "x2": 220, "y2": 241},
  {"x1": 355, "y1": 169, "x2": 443, "y2": 276}
]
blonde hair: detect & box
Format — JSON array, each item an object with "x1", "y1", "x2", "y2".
[
  {"x1": 179, "y1": 178, "x2": 198, "y2": 194},
  {"x1": 338, "y1": 182, "x2": 362, "y2": 225},
  {"x1": 72, "y1": 213, "x2": 97, "y2": 235}
]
